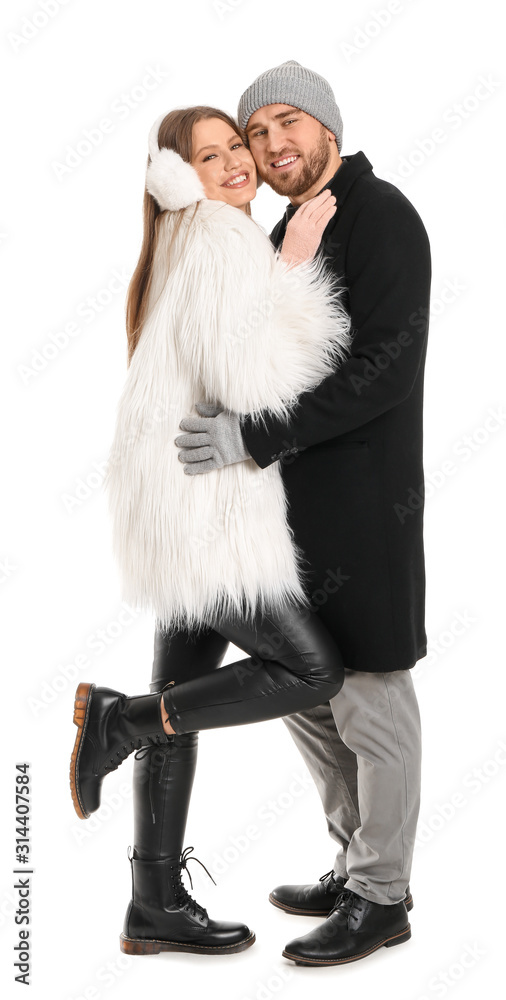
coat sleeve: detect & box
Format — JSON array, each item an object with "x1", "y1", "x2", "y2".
[
  {"x1": 172, "y1": 211, "x2": 352, "y2": 429},
  {"x1": 240, "y1": 193, "x2": 432, "y2": 467}
]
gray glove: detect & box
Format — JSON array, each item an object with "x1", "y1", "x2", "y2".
[{"x1": 175, "y1": 401, "x2": 251, "y2": 475}]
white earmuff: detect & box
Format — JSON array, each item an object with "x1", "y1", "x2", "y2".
[{"x1": 145, "y1": 112, "x2": 206, "y2": 211}]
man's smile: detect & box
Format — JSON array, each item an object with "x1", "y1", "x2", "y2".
[{"x1": 270, "y1": 154, "x2": 300, "y2": 171}]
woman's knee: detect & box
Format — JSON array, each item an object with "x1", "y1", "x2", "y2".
[
  {"x1": 325, "y1": 668, "x2": 345, "y2": 699},
  {"x1": 280, "y1": 610, "x2": 345, "y2": 696},
  {"x1": 309, "y1": 651, "x2": 345, "y2": 698}
]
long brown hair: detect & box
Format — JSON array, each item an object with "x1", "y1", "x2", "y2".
[{"x1": 125, "y1": 106, "x2": 252, "y2": 364}]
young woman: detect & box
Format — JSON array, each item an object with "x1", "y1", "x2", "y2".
[{"x1": 69, "y1": 106, "x2": 351, "y2": 957}]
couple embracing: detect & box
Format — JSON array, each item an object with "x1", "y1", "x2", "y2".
[{"x1": 69, "y1": 59, "x2": 431, "y2": 968}]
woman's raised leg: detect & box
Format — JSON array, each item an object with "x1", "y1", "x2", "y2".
[
  {"x1": 161, "y1": 603, "x2": 345, "y2": 735},
  {"x1": 70, "y1": 604, "x2": 343, "y2": 820}
]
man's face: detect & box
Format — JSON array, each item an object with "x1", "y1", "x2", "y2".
[{"x1": 245, "y1": 104, "x2": 335, "y2": 197}]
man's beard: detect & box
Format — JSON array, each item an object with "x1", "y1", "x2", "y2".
[{"x1": 260, "y1": 127, "x2": 332, "y2": 197}]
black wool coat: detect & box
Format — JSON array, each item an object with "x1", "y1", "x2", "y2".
[{"x1": 240, "y1": 151, "x2": 432, "y2": 672}]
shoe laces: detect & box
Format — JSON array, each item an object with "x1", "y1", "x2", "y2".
[
  {"x1": 169, "y1": 846, "x2": 216, "y2": 919},
  {"x1": 329, "y1": 888, "x2": 357, "y2": 917},
  {"x1": 103, "y1": 732, "x2": 169, "y2": 774},
  {"x1": 319, "y1": 869, "x2": 340, "y2": 891}
]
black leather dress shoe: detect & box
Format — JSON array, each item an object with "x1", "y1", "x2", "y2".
[
  {"x1": 270, "y1": 868, "x2": 413, "y2": 914},
  {"x1": 120, "y1": 848, "x2": 255, "y2": 955},
  {"x1": 282, "y1": 889, "x2": 411, "y2": 966},
  {"x1": 70, "y1": 682, "x2": 172, "y2": 819}
]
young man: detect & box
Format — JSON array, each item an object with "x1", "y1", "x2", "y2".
[{"x1": 175, "y1": 59, "x2": 431, "y2": 966}]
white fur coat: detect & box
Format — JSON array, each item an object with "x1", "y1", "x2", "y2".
[{"x1": 104, "y1": 199, "x2": 351, "y2": 632}]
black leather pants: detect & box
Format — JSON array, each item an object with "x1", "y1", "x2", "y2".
[
  {"x1": 132, "y1": 603, "x2": 343, "y2": 862},
  {"x1": 155, "y1": 603, "x2": 345, "y2": 734}
]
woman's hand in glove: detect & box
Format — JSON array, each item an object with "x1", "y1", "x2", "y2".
[
  {"x1": 175, "y1": 402, "x2": 251, "y2": 474},
  {"x1": 280, "y1": 188, "x2": 337, "y2": 267}
]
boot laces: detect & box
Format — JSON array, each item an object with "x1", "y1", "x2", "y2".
[
  {"x1": 170, "y1": 846, "x2": 216, "y2": 919},
  {"x1": 103, "y1": 732, "x2": 169, "y2": 774}
]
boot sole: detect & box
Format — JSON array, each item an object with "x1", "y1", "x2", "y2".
[
  {"x1": 119, "y1": 930, "x2": 256, "y2": 955},
  {"x1": 282, "y1": 924, "x2": 411, "y2": 965},
  {"x1": 69, "y1": 682, "x2": 96, "y2": 820},
  {"x1": 269, "y1": 892, "x2": 413, "y2": 915}
]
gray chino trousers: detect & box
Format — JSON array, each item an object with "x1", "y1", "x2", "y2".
[{"x1": 283, "y1": 666, "x2": 422, "y2": 906}]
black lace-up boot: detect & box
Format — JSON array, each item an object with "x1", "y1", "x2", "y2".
[
  {"x1": 70, "y1": 681, "x2": 173, "y2": 819},
  {"x1": 120, "y1": 735, "x2": 254, "y2": 955},
  {"x1": 120, "y1": 846, "x2": 255, "y2": 955},
  {"x1": 269, "y1": 869, "x2": 413, "y2": 915}
]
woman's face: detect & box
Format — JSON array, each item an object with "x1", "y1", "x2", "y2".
[{"x1": 191, "y1": 118, "x2": 257, "y2": 210}]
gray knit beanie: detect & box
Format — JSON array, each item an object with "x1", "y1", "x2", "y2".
[{"x1": 238, "y1": 60, "x2": 343, "y2": 152}]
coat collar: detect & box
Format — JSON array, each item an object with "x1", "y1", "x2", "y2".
[{"x1": 283, "y1": 151, "x2": 373, "y2": 223}]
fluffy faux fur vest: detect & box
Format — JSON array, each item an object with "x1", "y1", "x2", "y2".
[{"x1": 104, "y1": 198, "x2": 351, "y2": 633}]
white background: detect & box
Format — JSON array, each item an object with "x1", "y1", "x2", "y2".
[{"x1": 1, "y1": 0, "x2": 504, "y2": 998}]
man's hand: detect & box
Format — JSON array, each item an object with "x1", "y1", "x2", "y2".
[{"x1": 175, "y1": 402, "x2": 251, "y2": 474}]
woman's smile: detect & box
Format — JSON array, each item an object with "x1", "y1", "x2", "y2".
[{"x1": 221, "y1": 171, "x2": 250, "y2": 188}]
